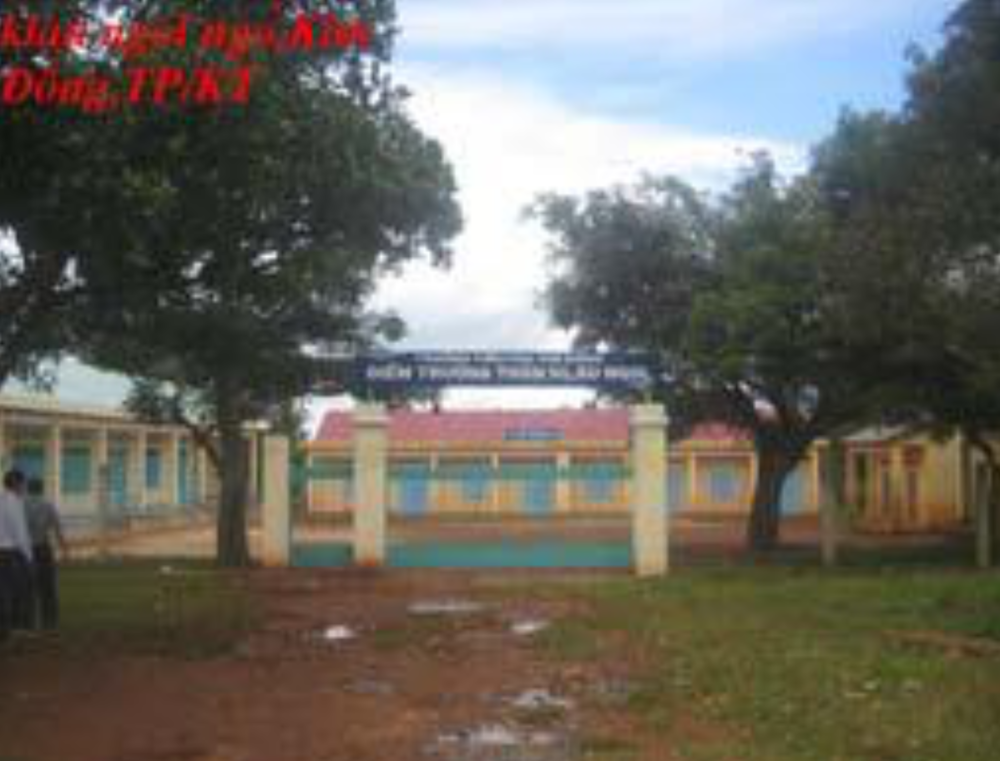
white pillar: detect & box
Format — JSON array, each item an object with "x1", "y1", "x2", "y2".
[
  {"x1": 45, "y1": 424, "x2": 62, "y2": 501},
  {"x1": 163, "y1": 431, "x2": 179, "y2": 506},
  {"x1": 130, "y1": 428, "x2": 147, "y2": 511},
  {"x1": 247, "y1": 432, "x2": 260, "y2": 508},
  {"x1": 261, "y1": 435, "x2": 291, "y2": 567},
  {"x1": 631, "y1": 404, "x2": 669, "y2": 577},
  {"x1": 198, "y1": 446, "x2": 211, "y2": 505},
  {"x1": 556, "y1": 452, "x2": 572, "y2": 513},
  {"x1": 353, "y1": 404, "x2": 389, "y2": 567},
  {"x1": 94, "y1": 428, "x2": 110, "y2": 551},
  {"x1": 93, "y1": 428, "x2": 109, "y2": 501}
]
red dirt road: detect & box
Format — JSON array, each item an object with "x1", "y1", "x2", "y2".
[{"x1": 0, "y1": 571, "x2": 659, "y2": 761}]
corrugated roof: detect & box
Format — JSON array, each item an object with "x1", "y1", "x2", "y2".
[{"x1": 314, "y1": 409, "x2": 749, "y2": 445}]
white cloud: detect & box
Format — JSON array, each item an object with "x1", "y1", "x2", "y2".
[
  {"x1": 371, "y1": 66, "x2": 803, "y2": 355},
  {"x1": 400, "y1": 0, "x2": 926, "y2": 61},
  {"x1": 298, "y1": 68, "x2": 804, "y2": 421}
]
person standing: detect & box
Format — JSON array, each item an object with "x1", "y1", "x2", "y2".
[
  {"x1": 0, "y1": 469, "x2": 34, "y2": 640},
  {"x1": 25, "y1": 477, "x2": 68, "y2": 630}
]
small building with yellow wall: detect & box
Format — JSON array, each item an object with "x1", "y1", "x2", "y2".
[
  {"x1": 305, "y1": 408, "x2": 973, "y2": 533},
  {"x1": 0, "y1": 394, "x2": 217, "y2": 535}
]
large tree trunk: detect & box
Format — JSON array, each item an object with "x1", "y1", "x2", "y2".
[
  {"x1": 747, "y1": 448, "x2": 798, "y2": 553},
  {"x1": 215, "y1": 401, "x2": 251, "y2": 568},
  {"x1": 969, "y1": 434, "x2": 1000, "y2": 569}
]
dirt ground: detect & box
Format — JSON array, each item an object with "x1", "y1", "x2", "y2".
[{"x1": 0, "y1": 570, "x2": 670, "y2": 761}]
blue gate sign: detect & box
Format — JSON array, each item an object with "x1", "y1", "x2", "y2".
[{"x1": 341, "y1": 351, "x2": 659, "y2": 393}]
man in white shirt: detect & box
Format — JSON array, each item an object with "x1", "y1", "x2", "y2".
[{"x1": 1, "y1": 469, "x2": 34, "y2": 640}]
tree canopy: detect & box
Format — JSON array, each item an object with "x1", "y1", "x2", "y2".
[
  {"x1": 811, "y1": 0, "x2": 1000, "y2": 563},
  {"x1": 2, "y1": 0, "x2": 462, "y2": 566},
  {"x1": 533, "y1": 157, "x2": 869, "y2": 551}
]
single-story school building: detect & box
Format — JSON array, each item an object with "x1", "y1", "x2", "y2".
[
  {"x1": 0, "y1": 394, "x2": 223, "y2": 531},
  {"x1": 305, "y1": 408, "x2": 976, "y2": 533}
]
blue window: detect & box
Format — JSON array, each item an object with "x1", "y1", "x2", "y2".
[
  {"x1": 781, "y1": 468, "x2": 807, "y2": 515},
  {"x1": 390, "y1": 461, "x2": 428, "y2": 515},
  {"x1": 708, "y1": 464, "x2": 740, "y2": 503},
  {"x1": 178, "y1": 441, "x2": 190, "y2": 505},
  {"x1": 62, "y1": 446, "x2": 92, "y2": 495},
  {"x1": 452, "y1": 462, "x2": 490, "y2": 504},
  {"x1": 146, "y1": 448, "x2": 162, "y2": 489},
  {"x1": 12, "y1": 445, "x2": 45, "y2": 480}
]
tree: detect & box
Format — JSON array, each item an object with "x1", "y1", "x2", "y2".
[
  {"x1": 532, "y1": 158, "x2": 870, "y2": 551},
  {"x1": 73, "y1": 0, "x2": 462, "y2": 566},
  {"x1": 0, "y1": 0, "x2": 118, "y2": 385},
  {"x1": 811, "y1": 0, "x2": 1000, "y2": 564}
]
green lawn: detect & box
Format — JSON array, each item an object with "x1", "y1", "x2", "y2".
[
  {"x1": 1, "y1": 560, "x2": 257, "y2": 659},
  {"x1": 541, "y1": 567, "x2": 1000, "y2": 761}
]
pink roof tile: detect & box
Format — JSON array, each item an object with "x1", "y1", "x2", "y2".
[{"x1": 314, "y1": 409, "x2": 749, "y2": 445}]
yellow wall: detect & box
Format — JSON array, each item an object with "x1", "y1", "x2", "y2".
[{"x1": 305, "y1": 430, "x2": 969, "y2": 532}]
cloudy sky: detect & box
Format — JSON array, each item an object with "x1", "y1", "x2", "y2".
[
  {"x1": 7, "y1": 0, "x2": 954, "y2": 426},
  {"x1": 362, "y1": 0, "x2": 952, "y2": 411}
]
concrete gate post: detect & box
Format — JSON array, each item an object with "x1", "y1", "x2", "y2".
[
  {"x1": 630, "y1": 404, "x2": 669, "y2": 577},
  {"x1": 261, "y1": 434, "x2": 291, "y2": 567},
  {"x1": 353, "y1": 403, "x2": 389, "y2": 567}
]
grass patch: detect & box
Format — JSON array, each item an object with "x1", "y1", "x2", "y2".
[
  {"x1": 543, "y1": 566, "x2": 1000, "y2": 761},
  {"x1": 1, "y1": 559, "x2": 257, "y2": 659},
  {"x1": 579, "y1": 735, "x2": 640, "y2": 760},
  {"x1": 368, "y1": 614, "x2": 460, "y2": 652}
]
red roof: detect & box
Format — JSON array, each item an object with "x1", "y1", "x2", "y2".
[{"x1": 314, "y1": 409, "x2": 748, "y2": 445}]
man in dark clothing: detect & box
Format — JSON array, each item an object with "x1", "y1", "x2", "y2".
[
  {"x1": 0, "y1": 469, "x2": 34, "y2": 640},
  {"x1": 25, "y1": 477, "x2": 68, "y2": 630}
]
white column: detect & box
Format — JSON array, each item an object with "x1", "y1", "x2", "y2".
[
  {"x1": 631, "y1": 404, "x2": 669, "y2": 577},
  {"x1": 261, "y1": 435, "x2": 291, "y2": 567},
  {"x1": 491, "y1": 453, "x2": 502, "y2": 514},
  {"x1": 429, "y1": 452, "x2": 442, "y2": 513},
  {"x1": 556, "y1": 452, "x2": 572, "y2": 513},
  {"x1": 93, "y1": 428, "x2": 109, "y2": 499},
  {"x1": 304, "y1": 452, "x2": 314, "y2": 513},
  {"x1": 45, "y1": 424, "x2": 62, "y2": 500},
  {"x1": 353, "y1": 403, "x2": 389, "y2": 567},
  {"x1": 247, "y1": 432, "x2": 260, "y2": 508},
  {"x1": 163, "y1": 431, "x2": 179, "y2": 506},
  {"x1": 94, "y1": 428, "x2": 110, "y2": 551},
  {"x1": 130, "y1": 429, "x2": 147, "y2": 511},
  {"x1": 198, "y1": 446, "x2": 211, "y2": 505}
]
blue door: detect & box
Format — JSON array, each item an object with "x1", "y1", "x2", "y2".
[
  {"x1": 781, "y1": 467, "x2": 807, "y2": 515},
  {"x1": 393, "y1": 462, "x2": 430, "y2": 516},
  {"x1": 178, "y1": 442, "x2": 190, "y2": 505},
  {"x1": 522, "y1": 462, "x2": 556, "y2": 515},
  {"x1": 109, "y1": 447, "x2": 128, "y2": 511}
]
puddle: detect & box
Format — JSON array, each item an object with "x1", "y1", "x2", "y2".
[
  {"x1": 345, "y1": 678, "x2": 395, "y2": 696},
  {"x1": 409, "y1": 600, "x2": 487, "y2": 616},
  {"x1": 510, "y1": 689, "x2": 573, "y2": 712},
  {"x1": 511, "y1": 620, "x2": 550, "y2": 637},
  {"x1": 588, "y1": 677, "x2": 635, "y2": 707},
  {"x1": 320, "y1": 625, "x2": 357, "y2": 643},
  {"x1": 429, "y1": 724, "x2": 573, "y2": 761}
]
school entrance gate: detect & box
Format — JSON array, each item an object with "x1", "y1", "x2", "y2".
[{"x1": 261, "y1": 352, "x2": 670, "y2": 577}]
